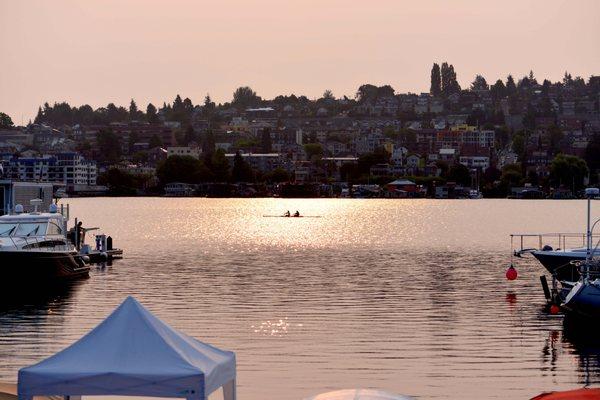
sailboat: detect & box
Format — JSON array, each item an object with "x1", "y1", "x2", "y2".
[{"x1": 561, "y1": 188, "x2": 600, "y2": 316}]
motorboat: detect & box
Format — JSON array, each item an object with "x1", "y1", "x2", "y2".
[
  {"x1": 531, "y1": 246, "x2": 598, "y2": 281},
  {"x1": 0, "y1": 200, "x2": 90, "y2": 281},
  {"x1": 512, "y1": 234, "x2": 599, "y2": 281}
]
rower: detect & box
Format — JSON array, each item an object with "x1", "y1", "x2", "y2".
[
  {"x1": 284, "y1": 210, "x2": 290, "y2": 217},
  {"x1": 293, "y1": 211, "x2": 300, "y2": 217}
]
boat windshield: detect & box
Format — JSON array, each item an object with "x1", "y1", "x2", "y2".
[
  {"x1": 0, "y1": 223, "x2": 18, "y2": 236},
  {"x1": 14, "y1": 223, "x2": 48, "y2": 237}
]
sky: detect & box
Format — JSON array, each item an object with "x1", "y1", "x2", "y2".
[{"x1": 1, "y1": 0, "x2": 599, "y2": 124}]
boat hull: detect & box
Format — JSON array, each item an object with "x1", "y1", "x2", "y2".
[
  {"x1": 532, "y1": 251, "x2": 585, "y2": 281},
  {"x1": 562, "y1": 281, "x2": 600, "y2": 317},
  {"x1": 0, "y1": 251, "x2": 90, "y2": 280}
]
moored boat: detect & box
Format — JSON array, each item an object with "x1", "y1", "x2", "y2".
[{"x1": 0, "y1": 200, "x2": 90, "y2": 281}]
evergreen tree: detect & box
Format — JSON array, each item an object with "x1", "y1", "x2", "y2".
[
  {"x1": 128, "y1": 131, "x2": 139, "y2": 154},
  {"x1": 202, "y1": 129, "x2": 216, "y2": 155},
  {"x1": 34, "y1": 107, "x2": 43, "y2": 123},
  {"x1": 490, "y1": 79, "x2": 506, "y2": 101},
  {"x1": 261, "y1": 128, "x2": 272, "y2": 153},
  {"x1": 232, "y1": 151, "x2": 253, "y2": 182},
  {"x1": 506, "y1": 75, "x2": 517, "y2": 96},
  {"x1": 210, "y1": 149, "x2": 230, "y2": 182},
  {"x1": 129, "y1": 99, "x2": 139, "y2": 119},
  {"x1": 146, "y1": 103, "x2": 159, "y2": 123},
  {"x1": 430, "y1": 63, "x2": 441, "y2": 96},
  {"x1": 441, "y1": 62, "x2": 460, "y2": 95},
  {"x1": 0, "y1": 112, "x2": 14, "y2": 128},
  {"x1": 471, "y1": 75, "x2": 489, "y2": 91},
  {"x1": 182, "y1": 126, "x2": 196, "y2": 145},
  {"x1": 96, "y1": 128, "x2": 122, "y2": 164},
  {"x1": 149, "y1": 134, "x2": 163, "y2": 149}
]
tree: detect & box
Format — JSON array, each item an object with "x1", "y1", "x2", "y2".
[
  {"x1": 512, "y1": 132, "x2": 526, "y2": 160},
  {"x1": 149, "y1": 134, "x2": 163, "y2": 149},
  {"x1": 355, "y1": 84, "x2": 394, "y2": 102},
  {"x1": 446, "y1": 163, "x2": 471, "y2": 186},
  {"x1": 96, "y1": 128, "x2": 122, "y2": 164},
  {"x1": 441, "y1": 62, "x2": 460, "y2": 95},
  {"x1": 97, "y1": 168, "x2": 136, "y2": 195},
  {"x1": 129, "y1": 99, "x2": 142, "y2": 120},
  {"x1": 203, "y1": 94, "x2": 216, "y2": 118},
  {"x1": 549, "y1": 154, "x2": 588, "y2": 191},
  {"x1": 231, "y1": 151, "x2": 253, "y2": 182},
  {"x1": 548, "y1": 125, "x2": 564, "y2": 155},
  {"x1": 322, "y1": 89, "x2": 335, "y2": 100},
  {"x1": 261, "y1": 128, "x2": 272, "y2": 153},
  {"x1": 210, "y1": 149, "x2": 230, "y2": 182},
  {"x1": 304, "y1": 143, "x2": 323, "y2": 160},
  {"x1": 232, "y1": 86, "x2": 261, "y2": 109},
  {"x1": 182, "y1": 126, "x2": 197, "y2": 145},
  {"x1": 128, "y1": 131, "x2": 139, "y2": 154},
  {"x1": 584, "y1": 134, "x2": 600, "y2": 182},
  {"x1": 146, "y1": 103, "x2": 159, "y2": 123},
  {"x1": 506, "y1": 75, "x2": 517, "y2": 97},
  {"x1": 0, "y1": 112, "x2": 14, "y2": 128},
  {"x1": 501, "y1": 163, "x2": 523, "y2": 187},
  {"x1": 430, "y1": 63, "x2": 441, "y2": 96},
  {"x1": 266, "y1": 168, "x2": 290, "y2": 183},
  {"x1": 202, "y1": 129, "x2": 216, "y2": 155},
  {"x1": 490, "y1": 79, "x2": 506, "y2": 101},
  {"x1": 157, "y1": 155, "x2": 211, "y2": 184},
  {"x1": 471, "y1": 74, "x2": 489, "y2": 91}
]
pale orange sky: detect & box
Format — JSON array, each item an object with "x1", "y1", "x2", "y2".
[{"x1": 1, "y1": 0, "x2": 599, "y2": 124}]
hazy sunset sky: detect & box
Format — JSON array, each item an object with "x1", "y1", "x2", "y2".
[{"x1": 1, "y1": 0, "x2": 599, "y2": 123}]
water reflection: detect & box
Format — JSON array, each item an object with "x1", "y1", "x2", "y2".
[
  {"x1": 0, "y1": 280, "x2": 83, "y2": 313},
  {"x1": 563, "y1": 316, "x2": 600, "y2": 386}
]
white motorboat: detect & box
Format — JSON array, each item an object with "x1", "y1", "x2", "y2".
[{"x1": 0, "y1": 200, "x2": 89, "y2": 281}]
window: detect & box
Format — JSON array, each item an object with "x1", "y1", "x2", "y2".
[
  {"x1": 0, "y1": 223, "x2": 18, "y2": 236},
  {"x1": 47, "y1": 222, "x2": 62, "y2": 235},
  {"x1": 15, "y1": 223, "x2": 47, "y2": 237}
]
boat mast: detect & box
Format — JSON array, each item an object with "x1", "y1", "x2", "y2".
[{"x1": 585, "y1": 188, "x2": 600, "y2": 280}]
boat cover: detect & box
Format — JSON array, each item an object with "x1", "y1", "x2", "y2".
[
  {"x1": 530, "y1": 388, "x2": 600, "y2": 399},
  {"x1": 18, "y1": 296, "x2": 236, "y2": 400}
]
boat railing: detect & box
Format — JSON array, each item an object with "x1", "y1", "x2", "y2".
[
  {"x1": 5, "y1": 235, "x2": 76, "y2": 252},
  {"x1": 510, "y1": 233, "x2": 600, "y2": 255}
]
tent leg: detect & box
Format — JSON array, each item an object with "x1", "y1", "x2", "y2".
[{"x1": 223, "y1": 379, "x2": 236, "y2": 400}]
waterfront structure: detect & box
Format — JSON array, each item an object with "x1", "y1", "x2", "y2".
[
  {"x1": 0, "y1": 152, "x2": 97, "y2": 187},
  {"x1": 167, "y1": 146, "x2": 201, "y2": 159}
]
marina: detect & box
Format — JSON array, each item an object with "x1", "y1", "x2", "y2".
[{"x1": 1, "y1": 197, "x2": 599, "y2": 399}]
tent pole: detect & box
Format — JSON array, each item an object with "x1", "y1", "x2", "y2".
[{"x1": 223, "y1": 379, "x2": 236, "y2": 400}]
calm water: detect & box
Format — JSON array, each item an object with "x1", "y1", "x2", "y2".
[{"x1": 1, "y1": 198, "x2": 600, "y2": 400}]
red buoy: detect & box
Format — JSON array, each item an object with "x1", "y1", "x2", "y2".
[
  {"x1": 506, "y1": 265, "x2": 518, "y2": 280},
  {"x1": 549, "y1": 304, "x2": 560, "y2": 315}
]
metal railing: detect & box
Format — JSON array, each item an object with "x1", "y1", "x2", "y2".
[
  {"x1": 510, "y1": 233, "x2": 600, "y2": 253},
  {"x1": 3, "y1": 235, "x2": 75, "y2": 252}
]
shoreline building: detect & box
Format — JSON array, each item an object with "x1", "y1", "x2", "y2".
[{"x1": 0, "y1": 152, "x2": 99, "y2": 193}]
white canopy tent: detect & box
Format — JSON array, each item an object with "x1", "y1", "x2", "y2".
[{"x1": 18, "y1": 297, "x2": 236, "y2": 400}]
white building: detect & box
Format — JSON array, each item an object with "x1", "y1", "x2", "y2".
[
  {"x1": 459, "y1": 156, "x2": 490, "y2": 170},
  {"x1": 167, "y1": 146, "x2": 201, "y2": 159}
]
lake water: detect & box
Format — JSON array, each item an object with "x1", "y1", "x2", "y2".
[{"x1": 1, "y1": 198, "x2": 600, "y2": 400}]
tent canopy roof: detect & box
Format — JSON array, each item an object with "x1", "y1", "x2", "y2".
[{"x1": 18, "y1": 297, "x2": 235, "y2": 400}]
